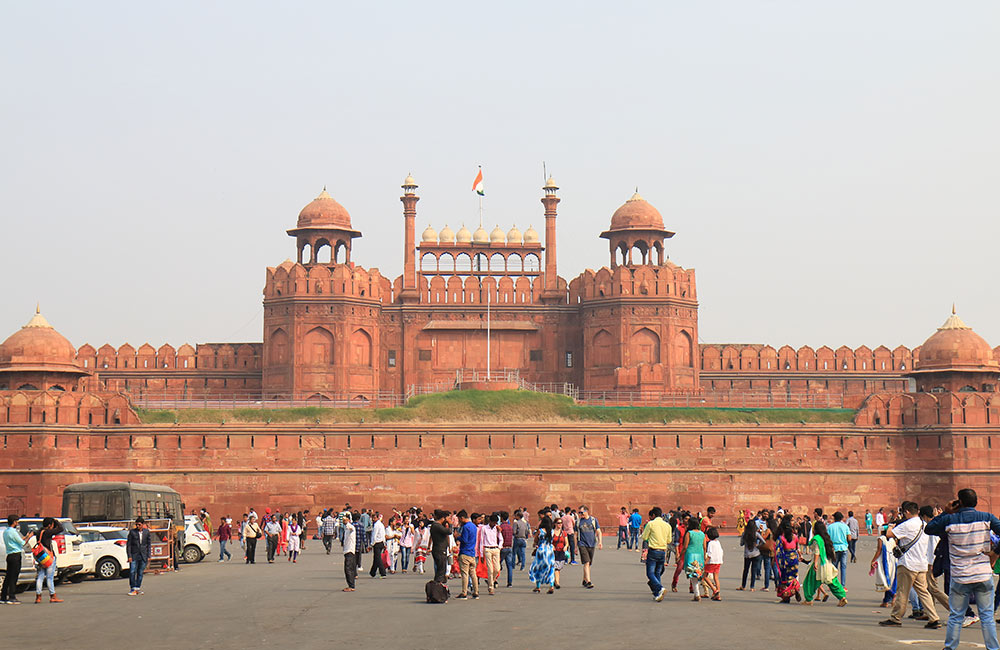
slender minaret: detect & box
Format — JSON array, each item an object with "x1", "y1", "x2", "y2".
[
  {"x1": 400, "y1": 174, "x2": 420, "y2": 302},
  {"x1": 541, "y1": 176, "x2": 560, "y2": 298}
]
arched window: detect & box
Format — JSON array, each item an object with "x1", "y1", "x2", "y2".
[
  {"x1": 300, "y1": 243, "x2": 312, "y2": 264},
  {"x1": 420, "y1": 252, "x2": 437, "y2": 272},
  {"x1": 507, "y1": 253, "x2": 522, "y2": 272},
  {"x1": 304, "y1": 327, "x2": 335, "y2": 365},
  {"x1": 439, "y1": 253, "x2": 455, "y2": 272},
  {"x1": 592, "y1": 330, "x2": 614, "y2": 367},
  {"x1": 351, "y1": 329, "x2": 373, "y2": 367},
  {"x1": 455, "y1": 253, "x2": 472, "y2": 273},
  {"x1": 269, "y1": 328, "x2": 289, "y2": 365},
  {"x1": 489, "y1": 253, "x2": 506, "y2": 273},
  {"x1": 315, "y1": 242, "x2": 332, "y2": 264},
  {"x1": 631, "y1": 328, "x2": 660, "y2": 365},
  {"x1": 523, "y1": 254, "x2": 540, "y2": 273}
]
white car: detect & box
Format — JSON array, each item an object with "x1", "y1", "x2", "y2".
[
  {"x1": 182, "y1": 516, "x2": 212, "y2": 563},
  {"x1": 77, "y1": 526, "x2": 130, "y2": 580},
  {"x1": 16, "y1": 518, "x2": 85, "y2": 582}
]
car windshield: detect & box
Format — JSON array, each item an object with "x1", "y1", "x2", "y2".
[{"x1": 189, "y1": 521, "x2": 206, "y2": 533}]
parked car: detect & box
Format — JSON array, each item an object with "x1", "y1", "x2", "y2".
[
  {"x1": 182, "y1": 515, "x2": 212, "y2": 563},
  {"x1": 0, "y1": 523, "x2": 35, "y2": 595},
  {"x1": 77, "y1": 526, "x2": 130, "y2": 580},
  {"x1": 15, "y1": 518, "x2": 85, "y2": 581}
]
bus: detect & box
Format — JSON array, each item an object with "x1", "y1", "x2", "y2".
[{"x1": 61, "y1": 481, "x2": 186, "y2": 549}]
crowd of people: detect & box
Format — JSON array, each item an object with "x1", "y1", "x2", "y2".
[{"x1": 18, "y1": 489, "x2": 995, "y2": 650}]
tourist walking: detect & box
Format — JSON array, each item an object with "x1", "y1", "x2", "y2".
[
  {"x1": 455, "y1": 510, "x2": 479, "y2": 598},
  {"x1": 414, "y1": 519, "x2": 430, "y2": 575},
  {"x1": 866, "y1": 510, "x2": 874, "y2": 536},
  {"x1": 739, "y1": 518, "x2": 763, "y2": 591},
  {"x1": 563, "y1": 508, "x2": 576, "y2": 564},
  {"x1": 369, "y1": 512, "x2": 387, "y2": 578},
  {"x1": 321, "y1": 510, "x2": 337, "y2": 555},
  {"x1": 529, "y1": 512, "x2": 555, "y2": 594},
  {"x1": 846, "y1": 511, "x2": 860, "y2": 562},
  {"x1": 827, "y1": 512, "x2": 851, "y2": 585},
  {"x1": 552, "y1": 517, "x2": 568, "y2": 590},
  {"x1": 576, "y1": 506, "x2": 601, "y2": 589},
  {"x1": 878, "y1": 501, "x2": 940, "y2": 629},
  {"x1": 617, "y1": 507, "x2": 629, "y2": 549},
  {"x1": 126, "y1": 516, "x2": 151, "y2": 596},
  {"x1": 871, "y1": 525, "x2": 898, "y2": 607},
  {"x1": 641, "y1": 507, "x2": 671, "y2": 601},
  {"x1": 278, "y1": 514, "x2": 289, "y2": 557},
  {"x1": 264, "y1": 515, "x2": 281, "y2": 563},
  {"x1": 243, "y1": 514, "x2": 261, "y2": 564},
  {"x1": 399, "y1": 518, "x2": 413, "y2": 573},
  {"x1": 430, "y1": 510, "x2": 451, "y2": 584},
  {"x1": 32, "y1": 517, "x2": 63, "y2": 603},
  {"x1": 628, "y1": 508, "x2": 642, "y2": 551},
  {"x1": 775, "y1": 518, "x2": 802, "y2": 603},
  {"x1": 925, "y1": 488, "x2": 1000, "y2": 650},
  {"x1": 499, "y1": 511, "x2": 514, "y2": 586},
  {"x1": 480, "y1": 514, "x2": 503, "y2": 594},
  {"x1": 342, "y1": 512, "x2": 357, "y2": 591},
  {"x1": 683, "y1": 515, "x2": 707, "y2": 601},
  {"x1": 286, "y1": 518, "x2": 301, "y2": 562},
  {"x1": 802, "y1": 521, "x2": 848, "y2": 606},
  {"x1": 512, "y1": 510, "x2": 530, "y2": 570},
  {"x1": 217, "y1": 517, "x2": 232, "y2": 562},
  {"x1": 1, "y1": 515, "x2": 27, "y2": 604},
  {"x1": 704, "y1": 526, "x2": 723, "y2": 601}
]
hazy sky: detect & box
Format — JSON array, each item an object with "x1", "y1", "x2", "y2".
[{"x1": 2, "y1": 2, "x2": 998, "y2": 352}]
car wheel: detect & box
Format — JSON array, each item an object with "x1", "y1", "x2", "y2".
[
  {"x1": 96, "y1": 557, "x2": 121, "y2": 580},
  {"x1": 183, "y1": 545, "x2": 203, "y2": 563}
]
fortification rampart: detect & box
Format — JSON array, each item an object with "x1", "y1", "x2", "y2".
[{"x1": 3, "y1": 421, "x2": 995, "y2": 526}]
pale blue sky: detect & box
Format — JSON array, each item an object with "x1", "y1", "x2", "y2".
[{"x1": 2, "y1": 1, "x2": 998, "y2": 351}]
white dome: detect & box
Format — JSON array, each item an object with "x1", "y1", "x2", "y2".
[
  {"x1": 438, "y1": 224, "x2": 455, "y2": 244},
  {"x1": 472, "y1": 226, "x2": 489, "y2": 244},
  {"x1": 507, "y1": 225, "x2": 523, "y2": 244},
  {"x1": 421, "y1": 225, "x2": 437, "y2": 243},
  {"x1": 456, "y1": 224, "x2": 472, "y2": 243},
  {"x1": 490, "y1": 225, "x2": 505, "y2": 243},
  {"x1": 523, "y1": 225, "x2": 540, "y2": 243}
]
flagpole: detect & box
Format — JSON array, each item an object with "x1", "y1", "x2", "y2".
[{"x1": 486, "y1": 284, "x2": 491, "y2": 380}]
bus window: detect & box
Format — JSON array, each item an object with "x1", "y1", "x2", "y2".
[
  {"x1": 83, "y1": 493, "x2": 106, "y2": 520},
  {"x1": 108, "y1": 491, "x2": 125, "y2": 520}
]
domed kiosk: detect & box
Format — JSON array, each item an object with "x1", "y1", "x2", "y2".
[
  {"x1": 600, "y1": 191, "x2": 675, "y2": 267},
  {"x1": 0, "y1": 307, "x2": 90, "y2": 391},
  {"x1": 287, "y1": 188, "x2": 362, "y2": 265},
  {"x1": 907, "y1": 308, "x2": 999, "y2": 393}
]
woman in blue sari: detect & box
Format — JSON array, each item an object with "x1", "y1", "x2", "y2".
[{"x1": 529, "y1": 512, "x2": 555, "y2": 594}]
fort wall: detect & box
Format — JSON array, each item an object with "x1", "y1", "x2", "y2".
[{"x1": 3, "y1": 420, "x2": 995, "y2": 526}]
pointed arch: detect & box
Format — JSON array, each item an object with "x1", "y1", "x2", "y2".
[
  {"x1": 304, "y1": 327, "x2": 334, "y2": 365},
  {"x1": 351, "y1": 328, "x2": 373, "y2": 367}
]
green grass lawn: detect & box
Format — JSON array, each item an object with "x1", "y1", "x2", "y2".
[{"x1": 136, "y1": 390, "x2": 856, "y2": 425}]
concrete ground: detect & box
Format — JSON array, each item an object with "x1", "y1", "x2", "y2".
[{"x1": 2, "y1": 536, "x2": 991, "y2": 649}]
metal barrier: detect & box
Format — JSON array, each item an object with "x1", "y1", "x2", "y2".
[{"x1": 82, "y1": 519, "x2": 176, "y2": 573}]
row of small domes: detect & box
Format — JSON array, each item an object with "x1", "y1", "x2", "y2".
[{"x1": 422, "y1": 224, "x2": 539, "y2": 245}]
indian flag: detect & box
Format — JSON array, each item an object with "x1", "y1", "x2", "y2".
[{"x1": 472, "y1": 167, "x2": 484, "y2": 196}]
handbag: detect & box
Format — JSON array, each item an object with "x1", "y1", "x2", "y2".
[
  {"x1": 33, "y1": 543, "x2": 54, "y2": 569},
  {"x1": 892, "y1": 522, "x2": 925, "y2": 559},
  {"x1": 476, "y1": 556, "x2": 488, "y2": 579}
]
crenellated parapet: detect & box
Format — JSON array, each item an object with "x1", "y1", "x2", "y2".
[
  {"x1": 569, "y1": 263, "x2": 696, "y2": 303},
  {"x1": 855, "y1": 390, "x2": 1000, "y2": 427},
  {"x1": 700, "y1": 344, "x2": 918, "y2": 374},
  {"x1": 77, "y1": 342, "x2": 261, "y2": 372},
  {"x1": 0, "y1": 389, "x2": 139, "y2": 425},
  {"x1": 264, "y1": 260, "x2": 392, "y2": 302}
]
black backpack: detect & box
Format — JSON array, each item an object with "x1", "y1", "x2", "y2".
[{"x1": 425, "y1": 580, "x2": 449, "y2": 604}]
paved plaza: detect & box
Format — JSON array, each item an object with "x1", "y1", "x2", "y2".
[{"x1": 3, "y1": 537, "x2": 988, "y2": 649}]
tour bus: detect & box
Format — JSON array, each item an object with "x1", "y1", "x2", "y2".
[{"x1": 61, "y1": 481, "x2": 186, "y2": 551}]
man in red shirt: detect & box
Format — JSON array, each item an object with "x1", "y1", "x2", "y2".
[{"x1": 617, "y1": 507, "x2": 630, "y2": 549}]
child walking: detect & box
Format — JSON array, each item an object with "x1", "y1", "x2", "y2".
[{"x1": 703, "y1": 527, "x2": 724, "y2": 600}]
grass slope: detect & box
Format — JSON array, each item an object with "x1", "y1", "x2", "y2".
[{"x1": 137, "y1": 390, "x2": 855, "y2": 425}]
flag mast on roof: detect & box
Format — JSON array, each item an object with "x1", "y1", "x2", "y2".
[{"x1": 472, "y1": 165, "x2": 491, "y2": 379}]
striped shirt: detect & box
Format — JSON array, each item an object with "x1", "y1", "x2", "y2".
[{"x1": 926, "y1": 508, "x2": 1000, "y2": 585}]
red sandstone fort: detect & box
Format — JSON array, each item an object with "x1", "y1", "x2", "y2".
[{"x1": 2, "y1": 177, "x2": 998, "y2": 522}]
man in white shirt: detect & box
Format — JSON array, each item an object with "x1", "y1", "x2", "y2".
[
  {"x1": 342, "y1": 513, "x2": 358, "y2": 591},
  {"x1": 879, "y1": 501, "x2": 939, "y2": 629},
  {"x1": 264, "y1": 516, "x2": 282, "y2": 564},
  {"x1": 876, "y1": 509, "x2": 886, "y2": 529},
  {"x1": 919, "y1": 505, "x2": 948, "y2": 610},
  {"x1": 369, "y1": 513, "x2": 387, "y2": 578}
]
